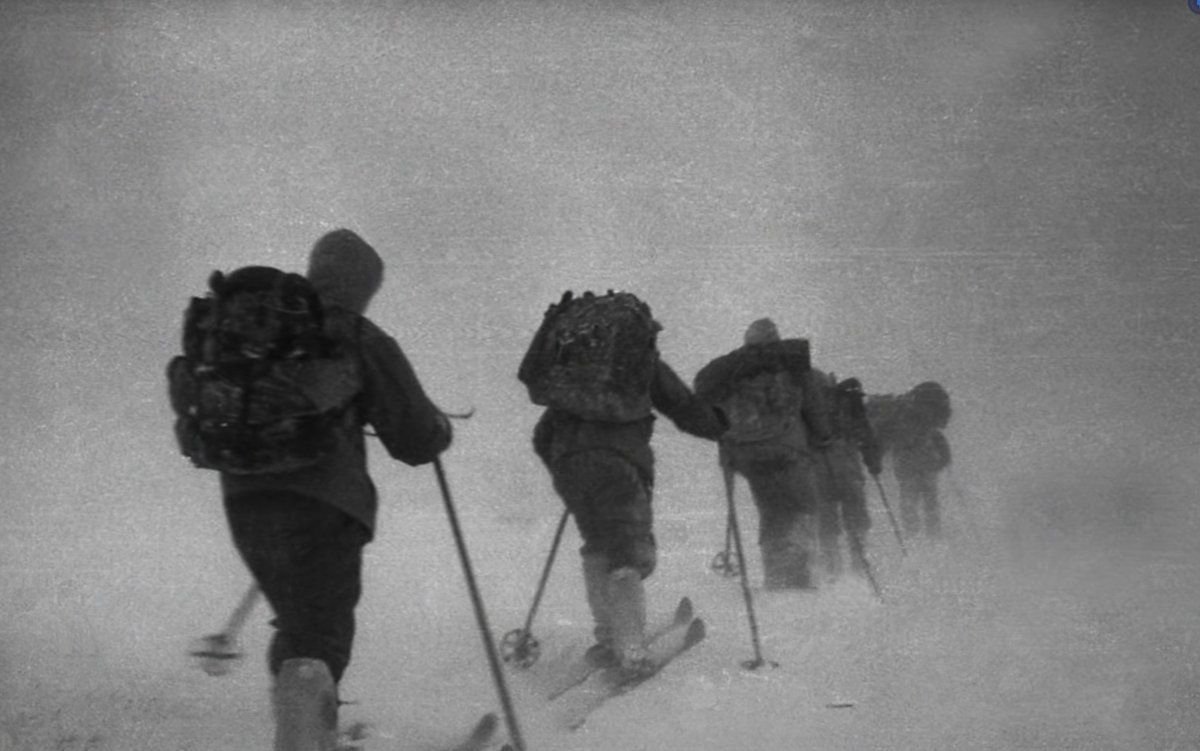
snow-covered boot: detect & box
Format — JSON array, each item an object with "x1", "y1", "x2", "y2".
[
  {"x1": 273, "y1": 658, "x2": 338, "y2": 751},
  {"x1": 582, "y1": 552, "x2": 617, "y2": 668},
  {"x1": 607, "y1": 566, "x2": 653, "y2": 678}
]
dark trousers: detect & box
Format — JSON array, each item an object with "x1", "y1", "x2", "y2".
[
  {"x1": 897, "y1": 471, "x2": 942, "y2": 537},
  {"x1": 224, "y1": 491, "x2": 368, "y2": 683},
  {"x1": 551, "y1": 450, "x2": 657, "y2": 578},
  {"x1": 723, "y1": 445, "x2": 819, "y2": 548}
]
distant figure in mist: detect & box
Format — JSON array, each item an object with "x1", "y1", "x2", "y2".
[
  {"x1": 866, "y1": 381, "x2": 953, "y2": 539},
  {"x1": 167, "y1": 229, "x2": 452, "y2": 750},
  {"x1": 694, "y1": 318, "x2": 834, "y2": 590},
  {"x1": 814, "y1": 374, "x2": 884, "y2": 583},
  {"x1": 521, "y1": 291, "x2": 726, "y2": 676}
]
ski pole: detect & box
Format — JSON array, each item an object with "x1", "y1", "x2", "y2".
[
  {"x1": 500, "y1": 508, "x2": 570, "y2": 668},
  {"x1": 871, "y1": 474, "x2": 907, "y2": 556},
  {"x1": 847, "y1": 530, "x2": 883, "y2": 601},
  {"x1": 722, "y1": 462, "x2": 777, "y2": 670},
  {"x1": 432, "y1": 457, "x2": 527, "y2": 751},
  {"x1": 710, "y1": 448, "x2": 740, "y2": 577},
  {"x1": 820, "y1": 452, "x2": 883, "y2": 601},
  {"x1": 190, "y1": 583, "x2": 261, "y2": 676},
  {"x1": 709, "y1": 515, "x2": 740, "y2": 578}
]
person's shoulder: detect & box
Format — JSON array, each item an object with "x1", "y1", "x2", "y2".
[{"x1": 322, "y1": 308, "x2": 391, "y2": 345}]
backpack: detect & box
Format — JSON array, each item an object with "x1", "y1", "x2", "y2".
[
  {"x1": 518, "y1": 290, "x2": 661, "y2": 422},
  {"x1": 166, "y1": 266, "x2": 360, "y2": 475},
  {"x1": 706, "y1": 339, "x2": 811, "y2": 445}
]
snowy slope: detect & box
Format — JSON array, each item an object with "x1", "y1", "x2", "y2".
[{"x1": 3, "y1": 459, "x2": 1198, "y2": 751}]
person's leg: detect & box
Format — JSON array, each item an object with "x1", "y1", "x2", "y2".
[
  {"x1": 224, "y1": 492, "x2": 368, "y2": 750},
  {"x1": 896, "y1": 470, "x2": 922, "y2": 537},
  {"x1": 841, "y1": 478, "x2": 872, "y2": 574},
  {"x1": 814, "y1": 458, "x2": 846, "y2": 582},
  {"x1": 922, "y1": 474, "x2": 942, "y2": 538},
  {"x1": 741, "y1": 456, "x2": 815, "y2": 590},
  {"x1": 580, "y1": 550, "x2": 615, "y2": 666},
  {"x1": 554, "y1": 452, "x2": 656, "y2": 674}
]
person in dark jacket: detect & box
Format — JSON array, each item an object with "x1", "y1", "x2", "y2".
[
  {"x1": 695, "y1": 318, "x2": 834, "y2": 591},
  {"x1": 814, "y1": 375, "x2": 883, "y2": 582},
  {"x1": 867, "y1": 381, "x2": 952, "y2": 539},
  {"x1": 214, "y1": 229, "x2": 451, "y2": 750},
  {"x1": 529, "y1": 313, "x2": 726, "y2": 677}
]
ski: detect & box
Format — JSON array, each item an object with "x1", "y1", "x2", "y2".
[
  {"x1": 337, "y1": 712, "x2": 498, "y2": 751},
  {"x1": 439, "y1": 712, "x2": 499, "y2": 751},
  {"x1": 556, "y1": 616, "x2": 707, "y2": 731},
  {"x1": 544, "y1": 596, "x2": 694, "y2": 700}
]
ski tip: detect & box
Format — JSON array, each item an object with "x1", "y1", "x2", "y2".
[
  {"x1": 684, "y1": 617, "x2": 706, "y2": 647},
  {"x1": 675, "y1": 596, "x2": 694, "y2": 623},
  {"x1": 436, "y1": 712, "x2": 499, "y2": 751}
]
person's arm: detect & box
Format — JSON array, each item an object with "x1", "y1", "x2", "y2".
[
  {"x1": 651, "y1": 359, "x2": 728, "y2": 440},
  {"x1": 856, "y1": 415, "x2": 884, "y2": 476},
  {"x1": 844, "y1": 388, "x2": 882, "y2": 475},
  {"x1": 531, "y1": 409, "x2": 554, "y2": 468},
  {"x1": 798, "y1": 369, "x2": 834, "y2": 449},
  {"x1": 358, "y1": 319, "x2": 452, "y2": 466},
  {"x1": 931, "y1": 430, "x2": 951, "y2": 470},
  {"x1": 692, "y1": 351, "x2": 739, "y2": 404}
]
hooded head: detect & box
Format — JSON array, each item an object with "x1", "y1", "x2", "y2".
[
  {"x1": 908, "y1": 380, "x2": 951, "y2": 428},
  {"x1": 837, "y1": 377, "x2": 863, "y2": 394},
  {"x1": 743, "y1": 317, "x2": 780, "y2": 346},
  {"x1": 306, "y1": 229, "x2": 384, "y2": 314}
]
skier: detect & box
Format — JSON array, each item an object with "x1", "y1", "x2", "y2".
[
  {"x1": 814, "y1": 375, "x2": 883, "y2": 582},
  {"x1": 694, "y1": 318, "x2": 834, "y2": 591},
  {"x1": 522, "y1": 291, "x2": 726, "y2": 678},
  {"x1": 868, "y1": 381, "x2": 952, "y2": 539},
  {"x1": 168, "y1": 229, "x2": 452, "y2": 751}
]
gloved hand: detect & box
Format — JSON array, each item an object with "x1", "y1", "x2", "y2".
[{"x1": 435, "y1": 411, "x2": 453, "y2": 448}]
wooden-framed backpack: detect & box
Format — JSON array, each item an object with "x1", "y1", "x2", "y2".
[
  {"x1": 518, "y1": 290, "x2": 661, "y2": 422},
  {"x1": 166, "y1": 266, "x2": 360, "y2": 474}
]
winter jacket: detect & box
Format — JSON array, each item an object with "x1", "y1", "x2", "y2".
[
  {"x1": 693, "y1": 340, "x2": 834, "y2": 458},
  {"x1": 532, "y1": 359, "x2": 727, "y2": 487},
  {"x1": 830, "y1": 378, "x2": 882, "y2": 476},
  {"x1": 219, "y1": 230, "x2": 451, "y2": 537},
  {"x1": 893, "y1": 428, "x2": 951, "y2": 478}
]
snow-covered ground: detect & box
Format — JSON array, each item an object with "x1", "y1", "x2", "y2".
[{"x1": 3, "y1": 446, "x2": 1199, "y2": 750}]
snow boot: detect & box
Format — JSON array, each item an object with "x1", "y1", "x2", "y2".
[
  {"x1": 582, "y1": 552, "x2": 618, "y2": 668},
  {"x1": 273, "y1": 658, "x2": 338, "y2": 751},
  {"x1": 607, "y1": 566, "x2": 654, "y2": 678}
]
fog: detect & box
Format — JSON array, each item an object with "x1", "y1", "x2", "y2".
[{"x1": 1, "y1": 1, "x2": 1198, "y2": 749}]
